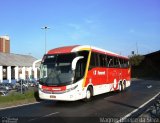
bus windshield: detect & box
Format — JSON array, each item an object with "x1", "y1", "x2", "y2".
[
  {"x1": 40, "y1": 53, "x2": 76, "y2": 86},
  {"x1": 39, "y1": 51, "x2": 89, "y2": 86}
]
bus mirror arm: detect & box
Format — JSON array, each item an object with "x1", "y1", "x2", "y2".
[{"x1": 72, "y1": 56, "x2": 84, "y2": 70}]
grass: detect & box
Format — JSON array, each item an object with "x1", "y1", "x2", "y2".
[{"x1": 0, "y1": 90, "x2": 37, "y2": 108}]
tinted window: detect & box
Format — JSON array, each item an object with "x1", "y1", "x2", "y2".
[
  {"x1": 90, "y1": 53, "x2": 128, "y2": 68},
  {"x1": 124, "y1": 59, "x2": 129, "y2": 68},
  {"x1": 114, "y1": 57, "x2": 120, "y2": 68},
  {"x1": 74, "y1": 51, "x2": 89, "y2": 82},
  {"x1": 119, "y1": 58, "x2": 129, "y2": 68},
  {"x1": 40, "y1": 53, "x2": 76, "y2": 86},
  {"x1": 90, "y1": 52, "x2": 96, "y2": 69},
  {"x1": 107, "y1": 56, "x2": 114, "y2": 67},
  {"x1": 89, "y1": 52, "x2": 99, "y2": 69},
  {"x1": 119, "y1": 58, "x2": 123, "y2": 68},
  {"x1": 90, "y1": 52, "x2": 107, "y2": 68},
  {"x1": 99, "y1": 54, "x2": 106, "y2": 67}
]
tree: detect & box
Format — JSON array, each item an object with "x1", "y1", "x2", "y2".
[{"x1": 129, "y1": 54, "x2": 144, "y2": 66}]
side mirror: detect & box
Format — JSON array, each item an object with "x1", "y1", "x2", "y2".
[{"x1": 72, "y1": 56, "x2": 84, "y2": 70}]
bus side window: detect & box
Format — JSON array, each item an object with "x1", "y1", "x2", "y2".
[
  {"x1": 113, "y1": 57, "x2": 119, "y2": 68},
  {"x1": 95, "y1": 53, "x2": 100, "y2": 67},
  {"x1": 105, "y1": 56, "x2": 107, "y2": 67},
  {"x1": 89, "y1": 52, "x2": 96, "y2": 69},
  {"x1": 99, "y1": 54, "x2": 106, "y2": 67},
  {"x1": 119, "y1": 58, "x2": 123, "y2": 68},
  {"x1": 116, "y1": 58, "x2": 121, "y2": 68},
  {"x1": 124, "y1": 59, "x2": 129, "y2": 68},
  {"x1": 75, "y1": 59, "x2": 85, "y2": 81},
  {"x1": 75, "y1": 51, "x2": 89, "y2": 82},
  {"x1": 108, "y1": 56, "x2": 114, "y2": 67},
  {"x1": 115, "y1": 58, "x2": 119, "y2": 68}
]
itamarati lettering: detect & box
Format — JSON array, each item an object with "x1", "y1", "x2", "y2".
[{"x1": 98, "y1": 71, "x2": 105, "y2": 75}]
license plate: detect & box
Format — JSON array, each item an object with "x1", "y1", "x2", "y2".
[{"x1": 50, "y1": 95, "x2": 56, "y2": 98}]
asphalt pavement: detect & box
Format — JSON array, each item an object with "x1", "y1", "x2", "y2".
[{"x1": 0, "y1": 79, "x2": 160, "y2": 123}]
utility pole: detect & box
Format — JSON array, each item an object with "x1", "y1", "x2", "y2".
[
  {"x1": 41, "y1": 26, "x2": 50, "y2": 53},
  {"x1": 136, "y1": 42, "x2": 139, "y2": 54}
]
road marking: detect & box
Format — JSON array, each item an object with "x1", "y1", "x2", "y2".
[
  {"x1": 116, "y1": 91, "x2": 160, "y2": 123},
  {"x1": 28, "y1": 112, "x2": 59, "y2": 122},
  {"x1": 43, "y1": 112, "x2": 59, "y2": 117},
  {"x1": 147, "y1": 85, "x2": 152, "y2": 88},
  {"x1": 0, "y1": 102, "x2": 40, "y2": 110}
]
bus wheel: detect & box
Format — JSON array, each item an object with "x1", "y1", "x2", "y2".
[
  {"x1": 123, "y1": 80, "x2": 126, "y2": 91},
  {"x1": 84, "y1": 87, "x2": 92, "y2": 102},
  {"x1": 119, "y1": 82, "x2": 124, "y2": 92},
  {"x1": 119, "y1": 81, "x2": 126, "y2": 92}
]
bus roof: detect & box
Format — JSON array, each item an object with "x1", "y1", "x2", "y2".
[{"x1": 47, "y1": 45, "x2": 128, "y2": 59}]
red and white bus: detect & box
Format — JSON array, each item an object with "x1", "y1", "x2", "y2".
[{"x1": 39, "y1": 45, "x2": 131, "y2": 101}]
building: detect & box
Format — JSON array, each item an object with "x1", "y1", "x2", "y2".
[
  {"x1": 131, "y1": 50, "x2": 160, "y2": 79},
  {"x1": 0, "y1": 52, "x2": 40, "y2": 83},
  {"x1": 0, "y1": 36, "x2": 10, "y2": 53}
]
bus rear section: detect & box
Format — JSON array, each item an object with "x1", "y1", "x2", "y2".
[{"x1": 84, "y1": 50, "x2": 131, "y2": 97}]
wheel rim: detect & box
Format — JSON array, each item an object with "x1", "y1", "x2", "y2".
[
  {"x1": 86, "y1": 90, "x2": 91, "y2": 99},
  {"x1": 123, "y1": 82, "x2": 126, "y2": 90},
  {"x1": 120, "y1": 83, "x2": 123, "y2": 91},
  {"x1": 122, "y1": 83, "x2": 124, "y2": 91},
  {"x1": 119, "y1": 84, "x2": 121, "y2": 91}
]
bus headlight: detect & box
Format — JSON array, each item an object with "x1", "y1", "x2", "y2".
[
  {"x1": 39, "y1": 87, "x2": 43, "y2": 92},
  {"x1": 65, "y1": 85, "x2": 78, "y2": 93}
]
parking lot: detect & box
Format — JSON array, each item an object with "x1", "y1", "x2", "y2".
[{"x1": 0, "y1": 79, "x2": 38, "y2": 96}]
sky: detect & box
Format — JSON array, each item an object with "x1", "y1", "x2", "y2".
[{"x1": 0, "y1": 0, "x2": 160, "y2": 59}]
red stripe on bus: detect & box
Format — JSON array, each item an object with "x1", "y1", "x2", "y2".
[{"x1": 42, "y1": 85, "x2": 66, "y2": 91}]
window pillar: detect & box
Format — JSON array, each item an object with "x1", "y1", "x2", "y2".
[
  {"x1": 0, "y1": 66, "x2": 3, "y2": 83},
  {"x1": 7, "y1": 66, "x2": 11, "y2": 83},
  {"x1": 34, "y1": 67, "x2": 37, "y2": 80},
  {"x1": 28, "y1": 67, "x2": 32, "y2": 79},
  {"x1": 22, "y1": 67, "x2": 26, "y2": 80},
  {"x1": 15, "y1": 66, "x2": 19, "y2": 81}
]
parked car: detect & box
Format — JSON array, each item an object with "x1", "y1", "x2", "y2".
[
  {"x1": 2, "y1": 83, "x2": 13, "y2": 90},
  {"x1": 16, "y1": 85, "x2": 28, "y2": 93},
  {"x1": 29, "y1": 81, "x2": 37, "y2": 87},
  {"x1": 16, "y1": 79, "x2": 29, "y2": 88},
  {"x1": 0, "y1": 83, "x2": 11, "y2": 91},
  {"x1": 0, "y1": 88, "x2": 8, "y2": 96},
  {"x1": 27, "y1": 79, "x2": 38, "y2": 87},
  {"x1": 15, "y1": 79, "x2": 29, "y2": 92}
]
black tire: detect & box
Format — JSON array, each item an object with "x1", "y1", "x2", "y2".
[
  {"x1": 123, "y1": 81, "x2": 126, "y2": 91},
  {"x1": 119, "y1": 81, "x2": 126, "y2": 92},
  {"x1": 119, "y1": 82, "x2": 124, "y2": 92},
  {"x1": 34, "y1": 91, "x2": 42, "y2": 102},
  {"x1": 34, "y1": 86, "x2": 41, "y2": 102},
  {"x1": 83, "y1": 87, "x2": 93, "y2": 102}
]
